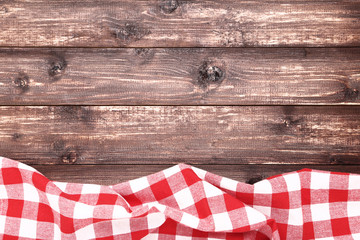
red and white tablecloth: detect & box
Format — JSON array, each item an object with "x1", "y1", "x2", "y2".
[{"x1": 0, "y1": 156, "x2": 359, "y2": 239}]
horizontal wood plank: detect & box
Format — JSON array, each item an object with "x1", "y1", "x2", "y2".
[
  {"x1": 1, "y1": 48, "x2": 360, "y2": 105},
  {"x1": 32, "y1": 164, "x2": 360, "y2": 185},
  {"x1": 1, "y1": 106, "x2": 359, "y2": 165},
  {"x1": 0, "y1": 1, "x2": 359, "y2": 47}
]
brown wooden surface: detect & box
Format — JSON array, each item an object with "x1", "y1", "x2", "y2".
[
  {"x1": 1, "y1": 0, "x2": 359, "y2": 183},
  {"x1": 33, "y1": 164, "x2": 360, "y2": 185},
  {"x1": 1, "y1": 48, "x2": 360, "y2": 105},
  {"x1": 0, "y1": 1, "x2": 359, "y2": 47},
  {"x1": 1, "y1": 106, "x2": 359, "y2": 165}
]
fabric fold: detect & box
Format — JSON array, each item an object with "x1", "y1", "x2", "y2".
[{"x1": 0, "y1": 157, "x2": 359, "y2": 239}]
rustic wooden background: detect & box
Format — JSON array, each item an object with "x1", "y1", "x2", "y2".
[{"x1": 1, "y1": 0, "x2": 360, "y2": 185}]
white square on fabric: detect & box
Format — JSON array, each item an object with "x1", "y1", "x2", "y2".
[
  {"x1": 46, "y1": 193, "x2": 60, "y2": 213},
  {"x1": 351, "y1": 233, "x2": 360, "y2": 239},
  {"x1": 73, "y1": 202, "x2": 95, "y2": 219},
  {"x1": 81, "y1": 184, "x2": 101, "y2": 194},
  {"x1": 244, "y1": 206, "x2": 267, "y2": 225},
  {"x1": 173, "y1": 187, "x2": 194, "y2": 210},
  {"x1": 112, "y1": 218, "x2": 131, "y2": 235},
  {"x1": 163, "y1": 165, "x2": 181, "y2": 178},
  {"x1": 310, "y1": 203, "x2": 331, "y2": 221},
  {"x1": 310, "y1": 172, "x2": 330, "y2": 190},
  {"x1": 112, "y1": 205, "x2": 131, "y2": 218},
  {"x1": 129, "y1": 176, "x2": 150, "y2": 193},
  {"x1": 348, "y1": 174, "x2": 360, "y2": 190},
  {"x1": 175, "y1": 236, "x2": 192, "y2": 240},
  {"x1": 287, "y1": 208, "x2": 303, "y2": 226},
  {"x1": 147, "y1": 212, "x2": 166, "y2": 229},
  {"x1": 75, "y1": 223, "x2": 96, "y2": 239},
  {"x1": 53, "y1": 182, "x2": 67, "y2": 192},
  {"x1": 254, "y1": 180, "x2": 272, "y2": 194},
  {"x1": 283, "y1": 173, "x2": 301, "y2": 191},
  {"x1": 220, "y1": 177, "x2": 238, "y2": 192},
  {"x1": 19, "y1": 218, "x2": 37, "y2": 238},
  {"x1": 23, "y1": 183, "x2": 40, "y2": 203},
  {"x1": 142, "y1": 234, "x2": 161, "y2": 240},
  {"x1": 191, "y1": 166, "x2": 207, "y2": 179},
  {"x1": 54, "y1": 224, "x2": 61, "y2": 239},
  {"x1": 203, "y1": 182, "x2": 223, "y2": 198},
  {"x1": 180, "y1": 212, "x2": 199, "y2": 229},
  {"x1": 0, "y1": 185, "x2": 7, "y2": 199},
  {"x1": 213, "y1": 212, "x2": 233, "y2": 231},
  {"x1": 17, "y1": 162, "x2": 36, "y2": 172},
  {"x1": 0, "y1": 215, "x2": 5, "y2": 233},
  {"x1": 347, "y1": 201, "x2": 360, "y2": 217}
]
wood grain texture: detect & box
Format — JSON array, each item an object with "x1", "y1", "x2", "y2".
[
  {"x1": 32, "y1": 164, "x2": 360, "y2": 185},
  {"x1": 1, "y1": 48, "x2": 360, "y2": 105},
  {"x1": 0, "y1": 1, "x2": 359, "y2": 47},
  {"x1": 1, "y1": 106, "x2": 359, "y2": 165}
]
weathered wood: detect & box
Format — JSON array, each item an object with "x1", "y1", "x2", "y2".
[
  {"x1": 1, "y1": 48, "x2": 360, "y2": 105},
  {"x1": 1, "y1": 106, "x2": 359, "y2": 165},
  {"x1": 32, "y1": 164, "x2": 360, "y2": 185},
  {"x1": 0, "y1": 1, "x2": 359, "y2": 47}
]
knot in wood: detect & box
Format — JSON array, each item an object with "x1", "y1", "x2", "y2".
[
  {"x1": 135, "y1": 48, "x2": 150, "y2": 56},
  {"x1": 344, "y1": 88, "x2": 359, "y2": 101},
  {"x1": 198, "y1": 62, "x2": 224, "y2": 88},
  {"x1": 330, "y1": 157, "x2": 338, "y2": 164},
  {"x1": 0, "y1": 6, "x2": 8, "y2": 14},
  {"x1": 115, "y1": 23, "x2": 141, "y2": 41},
  {"x1": 206, "y1": 66, "x2": 223, "y2": 82},
  {"x1": 14, "y1": 73, "x2": 30, "y2": 92},
  {"x1": 14, "y1": 77, "x2": 28, "y2": 88},
  {"x1": 49, "y1": 59, "x2": 67, "y2": 77},
  {"x1": 134, "y1": 48, "x2": 154, "y2": 59},
  {"x1": 160, "y1": 0, "x2": 179, "y2": 14},
  {"x1": 283, "y1": 119, "x2": 291, "y2": 127},
  {"x1": 330, "y1": 155, "x2": 344, "y2": 165},
  {"x1": 109, "y1": 21, "x2": 150, "y2": 44},
  {"x1": 12, "y1": 133, "x2": 22, "y2": 141},
  {"x1": 61, "y1": 150, "x2": 77, "y2": 164}
]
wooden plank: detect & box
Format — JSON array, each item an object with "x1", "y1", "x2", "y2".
[
  {"x1": 32, "y1": 164, "x2": 360, "y2": 185},
  {"x1": 2, "y1": 48, "x2": 360, "y2": 105},
  {"x1": 0, "y1": 1, "x2": 359, "y2": 47},
  {"x1": 1, "y1": 106, "x2": 359, "y2": 165}
]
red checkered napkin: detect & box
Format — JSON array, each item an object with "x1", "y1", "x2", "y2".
[{"x1": 0, "y1": 156, "x2": 359, "y2": 239}]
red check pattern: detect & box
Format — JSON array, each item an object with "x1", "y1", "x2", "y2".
[{"x1": 0, "y1": 156, "x2": 359, "y2": 239}]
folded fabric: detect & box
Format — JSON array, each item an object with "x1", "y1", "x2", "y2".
[{"x1": 0, "y1": 157, "x2": 359, "y2": 239}]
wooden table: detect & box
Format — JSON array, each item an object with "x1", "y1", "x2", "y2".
[{"x1": 1, "y1": 0, "x2": 360, "y2": 185}]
